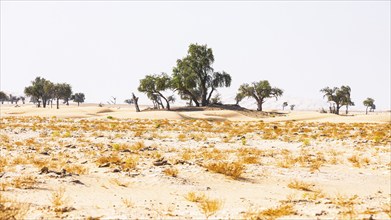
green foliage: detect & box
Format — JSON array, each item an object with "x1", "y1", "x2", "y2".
[
  {"x1": 138, "y1": 73, "x2": 173, "y2": 110},
  {"x1": 320, "y1": 85, "x2": 354, "y2": 115},
  {"x1": 363, "y1": 97, "x2": 375, "y2": 114},
  {"x1": 236, "y1": 80, "x2": 283, "y2": 111},
  {"x1": 24, "y1": 77, "x2": 54, "y2": 108},
  {"x1": 0, "y1": 91, "x2": 9, "y2": 103},
  {"x1": 53, "y1": 83, "x2": 72, "y2": 109},
  {"x1": 172, "y1": 44, "x2": 231, "y2": 106},
  {"x1": 71, "y1": 93, "x2": 85, "y2": 106}
]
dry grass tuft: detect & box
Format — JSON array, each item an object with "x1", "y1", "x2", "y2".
[
  {"x1": 288, "y1": 179, "x2": 314, "y2": 192},
  {"x1": 13, "y1": 175, "x2": 37, "y2": 189},
  {"x1": 244, "y1": 204, "x2": 295, "y2": 220},
  {"x1": 0, "y1": 192, "x2": 29, "y2": 219},
  {"x1": 121, "y1": 155, "x2": 139, "y2": 170},
  {"x1": 185, "y1": 191, "x2": 206, "y2": 203},
  {"x1": 204, "y1": 161, "x2": 244, "y2": 179},
  {"x1": 163, "y1": 167, "x2": 179, "y2": 177},
  {"x1": 198, "y1": 197, "x2": 223, "y2": 219}
]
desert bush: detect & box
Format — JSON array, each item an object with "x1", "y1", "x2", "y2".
[
  {"x1": 163, "y1": 167, "x2": 179, "y2": 177},
  {"x1": 204, "y1": 161, "x2": 244, "y2": 179},
  {"x1": 0, "y1": 192, "x2": 29, "y2": 219}
]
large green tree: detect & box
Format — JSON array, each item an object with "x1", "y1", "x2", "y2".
[
  {"x1": 236, "y1": 80, "x2": 283, "y2": 111},
  {"x1": 363, "y1": 97, "x2": 375, "y2": 115},
  {"x1": 138, "y1": 73, "x2": 173, "y2": 110},
  {"x1": 172, "y1": 44, "x2": 231, "y2": 106},
  {"x1": 320, "y1": 85, "x2": 353, "y2": 115},
  {"x1": 24, "y1": 77, "x2": 54, "y2": 108}
]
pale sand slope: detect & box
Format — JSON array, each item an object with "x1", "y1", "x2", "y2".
[
  {"x1": 0, "y1": 106, "x2": 390, "y2": 219},
  {"x1": 1, "y1": 104, "x2": 390, "y2": 123}
]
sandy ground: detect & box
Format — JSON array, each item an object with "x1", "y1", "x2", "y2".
[
  {"x1": 0, "y1": 104, "x2": 390, "y2": 219},
  {"x1": 1, "y1": 104, "x2": 390, "y2": 123}
]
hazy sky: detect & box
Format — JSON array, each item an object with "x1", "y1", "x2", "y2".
[{"x1": 1, "y1": 1, "x2": 390, "y2": 110}]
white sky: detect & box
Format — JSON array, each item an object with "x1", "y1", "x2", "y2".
[{"x1": 1, "y1": 1, "x2": 390, "y2": 110}]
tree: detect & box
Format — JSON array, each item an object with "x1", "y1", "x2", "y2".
[
  {"x1": 172, "y1": 44, "x2": 231, "y2": 106},
  {"x1": 340, "y1": 86, "x2": 354, "y2": 114},
  {"x1": 71, "y1": 93, "x2": 85, "y2": 106},
  {"x1": 320, "y1": 85, "x2": 353, "y2": 115},
  {"x1": 138, "y1": 73, "x2": 173, "y2": 110},
  {"x1": 24, "y1": 77, "x2": 54, "y2": 108},
  {"x1": 53, "y1": 83, "x2": 72, "y2": 109},
  {"x1": 363, "y1": 98, "x2": 375, "y2": 115},
  {"x1": 290, "y1": 104, "x2": 295, "y2": 111},
  {"x1": 235, "y1": 92, "x2": 245, "y2": 105},
  {"x1": 236, "y1": 80, "x2": 283, "y2": 111},
  {"x1": 124, "y1": 99, "x2": 134, "y2": 105},
  {"x1": 132, "y1": 93, "x2": 140, "y2": 112},
  {"x1": 0, "y1": 91, "x2": 8, "y2": 104},
  {"x1": 282, "y1": 102, "x2": 288, "y2": 110}
]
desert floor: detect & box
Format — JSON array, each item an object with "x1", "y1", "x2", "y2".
[{"x1": 0, "y1": 104, "x2": 390, "y2": 219}]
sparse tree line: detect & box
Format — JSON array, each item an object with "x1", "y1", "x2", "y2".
[
  {"x1": 0, "y1": 77, "x2": 85, "y2": 109},
  {"x1": 135, "y1": 43, "x2": 376, "y2": 115},
  {"x1": 1, "y1": 44, "x2": 377, "y2": 115}
]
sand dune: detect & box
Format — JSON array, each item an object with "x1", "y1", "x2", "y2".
[{"x1": 1, "y1": 104, "x2": 389, "y2": 123}]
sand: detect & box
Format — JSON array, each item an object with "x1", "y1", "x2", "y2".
[{"x1": 0, "y1": 104, "x2": 390, "y2": 219}]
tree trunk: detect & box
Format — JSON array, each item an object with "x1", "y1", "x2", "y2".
[
  {"x1": 78, "y1": 102, "x2": 80, "y2": 106},
  {"x1": 206, "y1": 88, "x2": 215, "y2": 106},
  {"x1": 336, "y1": 104, "x2": 340, "y2": 115},
  {"x1": 158, "y1": 93, "x2": 170, "y2": 110},
  {"x1": 366, "y1": 106, "x2": 368, "y2": 115},
  {"x1": 56, "y1": 98, "x2": 60, "y2": 109},
  {"x1": 42, "y1": 98, "x2": 47, "y2": 108},
  {"x1": 257, "y1": 102, "x2": 262, "y2": 111},
  {"x1": 132, "y1": 93, "x2": 140, "y2": 112},
  {"x1": 346, "y1": 105, "x2": 349, "y2": 115}
]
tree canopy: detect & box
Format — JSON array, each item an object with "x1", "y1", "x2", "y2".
[
  {"x1": 320, "y1": 85, "x2": 354, "y2": 115},
  {"x1": 236, "y1": 80, "x2": 283, "y2": 111},
  {"x1": 172, "y1": 44, "x2": 231, "y2": 106},
  {"x1": 0, "y1": 91, "x2": 9, "y2": 104},
  {"x1": 71, "y1": 93, "x2": 85, "y2": 106},
  {"x1": 24, "y1": 77, "x2": 54, "y2": 108},
  {"x1": 138, "y1": 73, "x2": 173, "y2": 110},
  {"x1": 363, "y1": 97, "x2": 375, "y2": 114}
]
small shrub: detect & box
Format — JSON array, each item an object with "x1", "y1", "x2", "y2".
[
  {"x1": 163, "y1": 167, "x2": 179, "y2": 177},
  {"x1": 204, "y1": 161, "x2": 244, "y2": 179}
]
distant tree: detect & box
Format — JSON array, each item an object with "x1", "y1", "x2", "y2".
[
  {"x1": 236, "y1": 80, "x2": 283, "y2": 111},
  {"x1": 290, "y1": 104, "x2": 295, "y2": 111},
  {"x1": 370, "y1": 104, "x2": 376, "y2": 112},
  {"x1": 282, "y1": 102, "x2": 288, "y2": 110},
  {"x1": 124, "y1": 99, "x2": 134, "y2": 105},
  {"x1": 107, "y1": 96, "x2": 117, "y2": 105},
  {"x1": 53, "y1": 83, "x2": 72, "y2": 109},
  {"x1": 0, "y1": 91, "x2": 8, "y2": 104},
  {"x1": 138, "y1": 73, "x2": 173, "y2": 110},
  {"x1": 71, "y1": 93, "x2": 85, "y2": 106},
  {"x1": 172, "y1": 44, "x2": 231, "y2": 106},
  {"x1": 363, "y1": 98, "x2": 375, "y2": 115},
  {"x1": 24, "y1": 77, "x2": 54, "y2": 108},
  {"x1": 20, "y1": 96, "x2": 25, "y2": 104},
  {"x1": 321, "y1": 86, "x2": 353, "y2": 115},
  {"x1": 210, "y1": 93, "x2": 222, "y2": 105},
  {"x1": 235, "y1": 92, "x2": 245, "y2": 105},
  {"x1": 341, "y1": 86, "x2": 354, "y2": 114}
]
